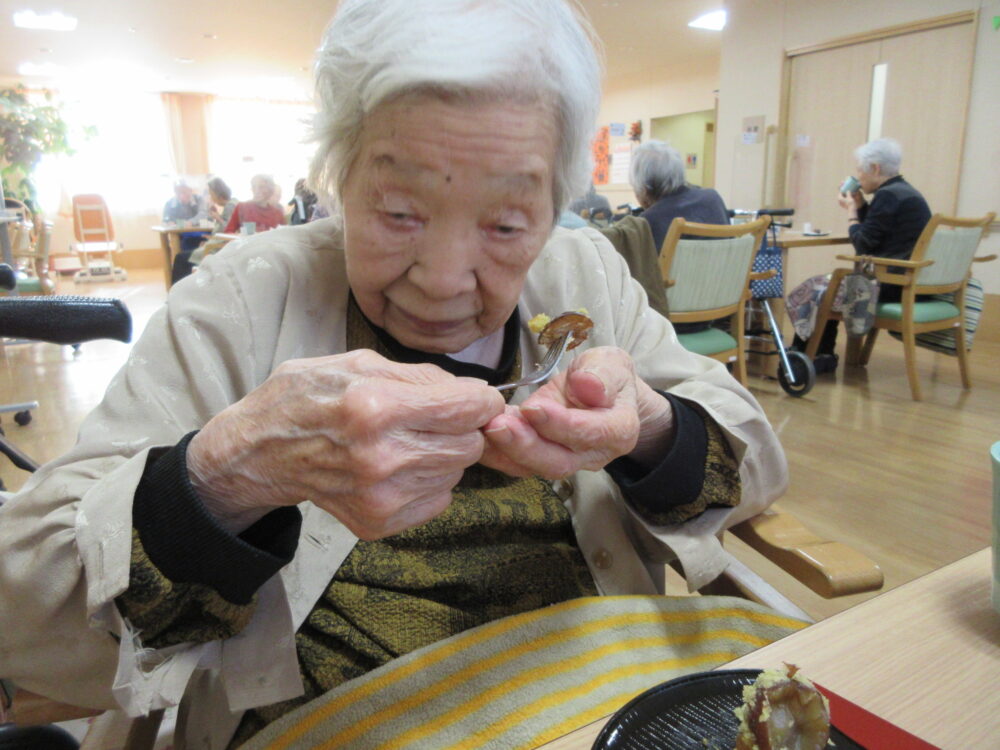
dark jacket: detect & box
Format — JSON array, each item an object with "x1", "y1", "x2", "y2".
[
  {"x1": 598, "y1": 215, "x2": 669, "y2": 318},
  {"x1": 849, "y1": 175, "x2": 931, "y2": 261},
  {"x1": 640, "y1": 185, "x2": 729, "y2": 253}
]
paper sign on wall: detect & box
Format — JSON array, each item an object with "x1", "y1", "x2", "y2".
[
  {"x1": 610, "y1": 142, "x2": 632, "y2": 184},
  {"x1": 741, "y1": 115, "x2": 765, "y2": 145},
  {"x1": 609, "y1": 122, "x2": 626, "y2": 137}
]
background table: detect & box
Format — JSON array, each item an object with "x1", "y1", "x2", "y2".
[
  {"x1": 151, "y1": 225, "x2": 212, "y2": 289},
  {"x1": 539, "y1": 549, "x2": 999, "y2": 749}
]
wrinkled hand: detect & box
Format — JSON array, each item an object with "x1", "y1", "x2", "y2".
[
  {"x1": 186, "y1": 350, "x2": 505, "y2": 539},
  {"x1": 838, "y1": 191, "x2": 865, "y2": 212},
  {"x1": 480, "y1": 346, "x2": 675, "y2": 479}
]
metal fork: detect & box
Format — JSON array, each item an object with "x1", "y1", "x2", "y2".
[{"x1": 496, "y1": 332, "x2": 572, "y2": 392}]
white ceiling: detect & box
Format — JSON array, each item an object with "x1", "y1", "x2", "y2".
[{"x1": 0, "y1": 0, "x2": 723, "y2": 99}]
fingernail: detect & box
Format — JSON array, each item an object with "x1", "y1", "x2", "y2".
[
  {"x1": 583, "y1": 369, "x2": 607, "y2": 397},
  {"x1": 484, "y1": 424, "x2": 513, "y2": 444},
  {"x1": 522, "y1": 405, "x2": 548, "y2": 424}
]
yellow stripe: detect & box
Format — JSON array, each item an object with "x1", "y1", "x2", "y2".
[
  {"x1": 470, "y1": 651, "x2": 744, "y2": 750},
  {"x1": 269, "y1": 600, "x2": 802, "y2": 748},
  {"x1": 320, "y1": 626, "x2": 773, "y2": 750},
  {"x1": 379, "y1": 637, "x2": 754, "y2": 750},
  {"x1": 265, "y1": 597, "x2": 595, "y2": 749}
]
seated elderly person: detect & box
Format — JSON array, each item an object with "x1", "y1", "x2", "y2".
[
  {"x1": 0, "y1": 2, "x2": 789, "y2": 748},
  {"x1": 629, "y1": 140, "x2": 729, "y2": 252},
  {"x1": 788, "y1": 137, "x2": 931, "y2": 372},
  {"x1": 206, "y1": 176, "x2": 238, "y2": 232},
  {"x1": 163, "y1": 180, "x2": 209, "y2": 283},
  {"x1": 568, "y1": 182, "x2": 613, "y2": 224},
  {"x1": 598, "y1": 141, "x2": 730, "y2": 322},
  {"x1": 223, "y1": 173, "x2": 287, "y2": 234}
]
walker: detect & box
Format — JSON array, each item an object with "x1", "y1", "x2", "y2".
[{"x1": 730, "y1": 208, "x2": 816, "y2": 397}]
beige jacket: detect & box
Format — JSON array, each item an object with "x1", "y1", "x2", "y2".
[{"x1": 0, "y1": 221, "x2": 786, "y2": 748}]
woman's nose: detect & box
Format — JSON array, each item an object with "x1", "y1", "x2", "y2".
[{"x1": 407, "y1": 226, "x2": 478, "y2": 299}]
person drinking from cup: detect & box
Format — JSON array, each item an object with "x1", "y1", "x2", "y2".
[{"x1": 788, "y1": 137, "x2": 931, "y2": 372}]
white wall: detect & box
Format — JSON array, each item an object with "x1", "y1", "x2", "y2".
[
  {"x1": 716, "y1": 0, "x2": 1000, "y2": 293},
  {"x1": 596, "y1": 57, "x2": 719, "y2": 209}
]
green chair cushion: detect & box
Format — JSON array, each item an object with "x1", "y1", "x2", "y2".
[
  {"x1": 15, "y1": 278, "x2": 43, "y2": 294},
  {"x1": 876, "y1": 300, "x2": 961, "y2": 322},
  {"x1": 677, "y1": 327, "x2": 738, "y2": 356}
]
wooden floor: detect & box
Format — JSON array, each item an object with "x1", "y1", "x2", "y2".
[{"x1": 2, "y1": 268, "x2": 997, "y2": 621}]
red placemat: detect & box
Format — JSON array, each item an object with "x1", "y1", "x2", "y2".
[{"x1": 816, "y1": 684, "x2": 941, "y2": 750}]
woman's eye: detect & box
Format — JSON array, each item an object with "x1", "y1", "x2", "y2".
[
  {"x1": 490, "y1": 224, "x2": 524, "y2": 238},
  {"x1": 381, "y1": 211, "x2": 422, "y2": 229}
]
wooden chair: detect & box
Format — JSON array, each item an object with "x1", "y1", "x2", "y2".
[
  {"x1": 658, "y1": 215, "x2": 771, "y2": 385},
  {"x1": 805, "y1": 212, "x2": 996, "y2": 400},
  {"x1": 71, "y1": 194, "x2": 127, "y2": 283}
]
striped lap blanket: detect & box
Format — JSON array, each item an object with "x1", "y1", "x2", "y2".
[{"x1": 240, "y1": 595, "x2": 807, "y2": 750}]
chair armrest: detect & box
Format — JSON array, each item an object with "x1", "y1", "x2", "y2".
[
  {"x1": 973, "y1": 254, "x2": 997, "y2": 263},
  {"x1": 728, "y1": 509, "x2": 884, "y2": 598},
  {"x1": 834, "y1": 254, "x2": 934, "y2": 269},
  {"x1": 749, "y1": 269, "x2": 778, "y2": 282}
]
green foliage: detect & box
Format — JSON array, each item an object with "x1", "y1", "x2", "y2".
[{"x1": 0, "y1": 84, "x2": 74, "y2": 210}]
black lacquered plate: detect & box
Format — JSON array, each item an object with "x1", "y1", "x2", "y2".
[{"x1": 592, "y1": 669, "x2": 864, "y2": 750}]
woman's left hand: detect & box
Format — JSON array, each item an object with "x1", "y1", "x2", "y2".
[{"x1": 480, "y1": 346, "x2": 675, "y2": 478}]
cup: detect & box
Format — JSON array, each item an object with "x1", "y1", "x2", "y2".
[
  {"x1": 241, "y1": 222, "x2": 256, "y2": 236},
  {"x1": 803, "y1": 222, "x2": 814, "y2": 235},
  {"x1": 840, "y1": 175, "x2": 861, "y2": 194},
  {"x1": 991, "y1": 441, "x2": 1000, "y2": 612}
]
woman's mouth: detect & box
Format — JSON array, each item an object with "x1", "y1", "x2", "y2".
[{"x1": 396, "y1": 307, "x2": 468, "y2": 336}]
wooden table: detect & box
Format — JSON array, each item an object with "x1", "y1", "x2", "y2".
[
  {"x1": 539, "y1": 549, "x2": 999, "y2": 749},
  {"x1": 151, "y1": 225, "x2": 212, "y2": 289},
  {"x1": 773, "y1": 231, "x2": 851, "y2": 250}
]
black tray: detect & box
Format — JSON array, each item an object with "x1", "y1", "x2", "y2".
[{"x1": 592, "y1": 669, "x2": 864, "y2": 749}]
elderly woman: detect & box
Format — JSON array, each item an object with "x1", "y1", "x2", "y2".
[
  {"x1": 0, "y1": 1, "x2": 787, "y2": 747},
  {"x1": 223, "y1": 173, "x2": 286, "y2": 234},
  {"x1": 789, "y1": 138, "x2": 931, "y2": 370},
  {"x1": 206, "y1": 176, "x2": 238, "y2": 232},
  {"x1": 629, "y1": 139, "x2": 730, "y2": 252}
]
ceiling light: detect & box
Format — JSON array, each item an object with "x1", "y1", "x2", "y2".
[
  {"x1": 203, "y1": 33, "x2": 217, "y2": 40},
  {"x1": 13, "y1": 10, "x2": 77, "y2": 31},
  {"x1": 175, "y1": 57, "x2": 195, "y2": 64},
  {"x1": 688, "y1": 10, "x2": 726, "y2": 31}
]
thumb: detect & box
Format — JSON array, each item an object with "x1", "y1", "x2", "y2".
[{"x1": 566, "y1": 351, "x2": 635, "y2": 409}]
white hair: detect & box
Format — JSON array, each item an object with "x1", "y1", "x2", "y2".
[
  {"x1": 854, "y1": 138, "x2": 902, "y2": 178},
  {"x1": 629, "y1": 140, "x2": 685, "y2": 202},
  {"x1": 308, "y1": 0, "x2": 603, "y2": 222}
]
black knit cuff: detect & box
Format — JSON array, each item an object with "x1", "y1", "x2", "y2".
[
  {"x1": 605, "y1": 392, "x2": 708, "y2": 517},
  {"x1": 132, "y1": 431, "x2": 302, "y2": 604}
]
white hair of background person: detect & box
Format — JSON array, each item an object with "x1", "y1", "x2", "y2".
[
  {"x1": 629, "y1": 140, "x2": 685, "y2": 204},
  {"x1": 308, "y1": 0, "x2": 604, "y2": 224},
  {"x1": 251, "y1": 174, "x2": 277, "y2": 192},
  {"x1": 854, "y1": 137, "x2": 902, "y2": 178}
]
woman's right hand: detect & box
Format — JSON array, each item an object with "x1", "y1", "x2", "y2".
[{"x1": 185, "y1": 350, "x2": 505, "y2": 539}]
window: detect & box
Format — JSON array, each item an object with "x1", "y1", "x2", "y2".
[
  {"x1": 35, "y1": 90, "x2": 174, "y2": 216},
  {"x1": 206, "y1": 97, "x2": 316, "y2": 207}
]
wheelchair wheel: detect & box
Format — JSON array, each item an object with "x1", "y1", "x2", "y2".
[
  {"x1": 778, "y1": 350, "x2": 815, "y2": 397},
  {"x1": 14, "y1": 410, "x2": 32, "y2": 426}
]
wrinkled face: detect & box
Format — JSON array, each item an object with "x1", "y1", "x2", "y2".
[
  {"x1": 175, "y1": 185, "x2": 194, "y2": 203},
  {"x1": 856, "y1": 162, "x2": 883, "y2": 194},
  {"x1": 341, "y1": 95, "x2": 557, "y2": 354}
]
